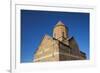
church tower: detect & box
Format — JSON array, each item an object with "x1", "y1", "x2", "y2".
[{"x1": 53, "y1": 21, "x2": 69, "y2": 45}]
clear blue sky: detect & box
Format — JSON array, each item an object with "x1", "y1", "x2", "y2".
[{"x1": 21, "y1": 10, "x2": 89, "y2": 63}]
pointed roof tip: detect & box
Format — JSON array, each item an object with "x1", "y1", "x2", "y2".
[
  {"x1": 58, "y1": 20, "x2": 63, "y2": 23},
  {"x1": 55, "y1": 20, "x2": 68, "y2": 30},
  {"x1": 56, "y1": 21, "x2": 64, "y2": 26}
]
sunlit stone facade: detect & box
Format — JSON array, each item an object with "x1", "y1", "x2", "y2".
[{"x1": 33, "y1": 21, "x2": 86, "y2": 62}]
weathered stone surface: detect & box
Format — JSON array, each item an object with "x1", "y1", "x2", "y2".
[{"x1": 33, "y1": 21, "x2": 86, "y2": 62}]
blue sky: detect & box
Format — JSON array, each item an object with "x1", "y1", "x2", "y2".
[{"x1": 21, "y1": 10, "x2": 89, "y2": 63}]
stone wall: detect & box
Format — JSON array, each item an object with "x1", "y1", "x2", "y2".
[{"x1": 34, "y1": 35, "x2": 60, "y2": 62}]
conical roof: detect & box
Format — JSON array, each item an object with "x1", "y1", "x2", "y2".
[
  {"x1": 55, "y1": 21, "x2": 68, "y2": 30},
  {"x1": 56, "y1": 21, "x2": 65, "y2": 26}
]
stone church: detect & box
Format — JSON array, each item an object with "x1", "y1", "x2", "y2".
[{"x1": 33, "y1": 21, "x2": 86, "y2": 62}]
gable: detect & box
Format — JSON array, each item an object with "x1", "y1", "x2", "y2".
[{"x1": 34, "y1": 35, "x2": 54, "y2": 59}]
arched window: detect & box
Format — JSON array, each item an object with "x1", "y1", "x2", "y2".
[{"x1": 62, "y1": 32, "x2": 64, "y2": 37}]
